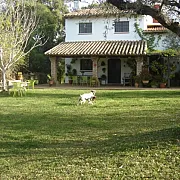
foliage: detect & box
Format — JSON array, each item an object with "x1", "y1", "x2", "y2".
[
  {"x1": 25, "y1": 0, "x2": 68, "y2": 76},
  {"x1": 0, "y1": 0, "x2": 44, "y2": 91},
  {"x1": 174, "y1": 71, "x2": 180, "y2": 80},
  {"x1": 57, "y1": 59, "x2": 65, "y2": 83},
  {"x1": 162, "y1": 49, "x2": 179, "y2": 57},
  {"x1": 107, "y1": 0, "x2": 180, "y2": 38},
  {"x1": 126, "y1": 58, "x2": 136, "y2": 77},
  {"x1": 162, "y1": 31, "x2": 180, "y2": 50},
  {"x1": 101, "y1": 74, "x2": 107, "y2": 80},
  {"x1": 81, "y1": 2, "x2": 100, "y2": 9},
  {"x1": 0, "y1": 89, "x2": 179, "y2": 179},
  {"x1": 151, "y1": 59, "x2": 176, "y2": 82},
  {"x1": 101, "y1": 61, "x2": 106, "y2": 66},
  {"x1": 72, "y1": 69, "x2": 77, "y2": 76},
  {"x1": 133, "y1": 75, "x2": 141, "y2": 83},
  {"x1": 139, "y1": 68, "x2": 152, "y2": 81},
  {"x1": 47, "y1": 74, "x2": 52, "y2": 81},
  {"x1": 134, "y1": 22, "x2": 161, "y2": 52},
  {"x1": 150, "y1": 80, "x2": 158, "y2": 87},
  {"x1": 102, "y1": 67, "x2": 106, "y2": 73},
  {"x1": 65, "y1": 64, "x2": 72, "y2": 77}
]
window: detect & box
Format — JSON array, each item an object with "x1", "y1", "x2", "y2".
[
  {"x1": 80, "y1": 59, "x2": 92, "y2": 71},
  {"x1": 114, "y1": 21, "x2": 129, "y2": 33},
  {"x1": 79, "y1": 23, "x2": 92, "y2": 34}
]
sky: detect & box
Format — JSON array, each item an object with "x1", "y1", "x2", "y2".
[{"x1": 65, "y1": 0, "x2": 105, "y2": 11}]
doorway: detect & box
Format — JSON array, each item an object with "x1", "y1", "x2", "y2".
[{"x1": 108, "y1": 59, "x2": 121, "y2": 84}]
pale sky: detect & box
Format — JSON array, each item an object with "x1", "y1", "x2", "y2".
[{"x1": 65, "y1": 0, "x2": 105, "y2": 11}]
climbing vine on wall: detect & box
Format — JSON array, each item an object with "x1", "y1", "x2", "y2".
[{"x1": 134, "y1": 22, "x2": 162, "y2": 52}]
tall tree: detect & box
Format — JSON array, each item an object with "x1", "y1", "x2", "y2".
[
  {"x1": 0, "y1": 0, "x2": 44, "y2": 91},
  {"x1": 107, "y1": 0, "x2": 180, "y2": 37},
  {"x1": 26, "y1": 0, "x2": 67, "y2": 80}
]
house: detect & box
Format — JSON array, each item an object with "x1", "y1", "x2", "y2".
[{"x1": 45, "y1": 5, "x2": 177, "y2": 86}]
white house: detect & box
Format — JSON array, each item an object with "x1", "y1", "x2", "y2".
[{"x1": 45, "y1": 6, "x2": 172, "y2": 86}]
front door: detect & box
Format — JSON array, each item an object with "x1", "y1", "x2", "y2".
[{"x1": 108, "y1": 59, "x2": 121, "y2": 84}]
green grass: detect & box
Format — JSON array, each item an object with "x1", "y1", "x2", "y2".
[{"x1": 0, "y1": 89, "x2": 180, "y2": 179}]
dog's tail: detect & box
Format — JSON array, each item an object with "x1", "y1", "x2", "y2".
[{"x1": 77, "y1": 95, "x2": 82, "y2": 105}]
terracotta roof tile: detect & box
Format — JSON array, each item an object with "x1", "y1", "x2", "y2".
[
  {"x1": 64, "y1": 7, "x2": 135, "y2": 18},
  {"x1": 45, "y1": 40, "x2": 147, "y2": 57},
  {"x1": 144, "y1": 25, "x2": 167, "y2": 33}
]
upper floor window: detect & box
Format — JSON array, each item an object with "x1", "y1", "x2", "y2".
[
  {"x1": 114, "y1": 21, "x2": 129, "y2": 33},
  {"x1": 80, "y1": 59, "x2": 92, "y2": 71},
  {"x1": 79, "y1": 23, "x2": 92, "y2": 34}
]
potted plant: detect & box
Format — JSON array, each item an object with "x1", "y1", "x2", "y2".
[
  {"x1": 66, "y1": 64, "x2": 73, "y2": 84},
  {"x1": 101, "y1": 61, "x2": 106, "y2": 66},
  {"x1": 102, "y1": 67, "x2": 106, "y2": 73},
  {"x1": 90, "y1": 76, "x2": 100, "y2": 86},
  {"x1": 139, "y1": 69, "x2": 152, "y2": 84},
  {"x1": 47, "y1": 74, "x2": 54, "y2": 86},
  {"x1": 150, "y1": 80, "x2": 158, "y2": 88},
  {"x1": 159, "y1": 78, "x2": 167, "y2": 88},
  {"x1": 151, "y1": 59, "x2": 176, "y2": 88},
  {"x1": 133, "y1": 75, "x2": 141, "y2": 88},
  {"x1": 72, "y1": 69, "x2": 77, "y2": 76},
  {"x1": 101, "y1": 74, "x2": 107, "y2": 85}
]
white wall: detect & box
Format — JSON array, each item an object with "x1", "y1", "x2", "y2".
[
  {"x1": 65, "y1": 16, "x2": 147, "y2": 42},
  {"x1": 65, "y1": 57, "x2": 133, "y2": 84},
  {"x1": 64, "y1": 14, "x2": 169, "y2": 84}
]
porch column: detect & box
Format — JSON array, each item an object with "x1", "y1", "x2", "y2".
[
  {"x1": 50, "y1": 56, "x2": 58, "y2": 84},
  {"x1": 92, "y1": 57, "x2": 98, "y2": 77},
  {"x1": 136, "y1": 57, "x2": 143, "y2": 75},
  {"x1": 91, "y1": 56, "x2": 100, "y2": 86}
]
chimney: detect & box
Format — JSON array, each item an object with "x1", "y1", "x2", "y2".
[
  {"x1": 74, "y1": 0, "x2": 80, "y2": 10},
  {"x1": 153, "y1": 4, "x2": 160, "y2": 23}
]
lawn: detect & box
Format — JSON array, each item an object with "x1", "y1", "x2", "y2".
[{"x1": 0, "y1": 89, "x2": 180, "y2": 179}]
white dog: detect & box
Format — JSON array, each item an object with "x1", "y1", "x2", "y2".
[{"x1": 78, "y1": 90, "x2": 96, "y2": 105}]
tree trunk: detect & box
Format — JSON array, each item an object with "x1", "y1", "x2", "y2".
[
  {"x1": 1, "y1": 69, "x2": 7, "y2": 91},
  {"x1": 107, "y1": 0, "x2": 180, "y2": 37}
]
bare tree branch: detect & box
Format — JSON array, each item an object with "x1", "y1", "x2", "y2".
[{"x1": 0, "y1": 0, "x2": 45, "y2": 91}]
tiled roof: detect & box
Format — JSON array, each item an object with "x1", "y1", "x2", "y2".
[
  {"x1": 45, "y1": 40, "x2": 147, "y2": 57},
  {"x1": 64, "y1": 7, "x2": 135, "y2": 18},
  {"x1": 144, "y1": 25, "x2": 167, "y2": 33}
]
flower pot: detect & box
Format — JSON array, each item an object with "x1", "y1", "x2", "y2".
[
  {"x1": 101, "y1": 79, "x2": 106, "y2": 85},
  {"x1": 135, "y1": 83, "x2": 139, "y2": 88},
  {"x1": 69, "y1": 79, "x2": 73, "y2": 84},
  {"x1": 142, "y1": 80, "x2": 149, "y2": 84},
  {"x1": 160, "y1": 83, "x2": 166, "y2": 88},
  {"x1": 49, "y1": 80, "x2": 54, "y2": 86},
  {"x1": 151, "y1": 85, "x2": 158, "y2": 88}
]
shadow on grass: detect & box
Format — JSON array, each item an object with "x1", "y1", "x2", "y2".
[
  {"x1": 99, "y1": 90, "x2": 180, "y2": 99},
  {"x1": 24, "y1": 90, "x2": 180, "y2": 100},
  {"x1": 1, "y1": 126, "x2": 179, "y2": 158},
  {"x1": 1, "y1": 89, "x2": 180, "y2": 100}
]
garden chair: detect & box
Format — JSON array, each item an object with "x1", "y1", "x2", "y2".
[
  {"x1": 27, "y1": 80, "x2": 35, "y2": 89},
  {"x1": 123, "y1": 73, "x2": 132, "y2": 86},
  {"x1": 80, "y1": 76, "x2": 88, "y2": 86},
  {"x1": 11, "y1": 82, "x2": 26, "y2": 97},
  {"x1": 90, "y1": 76, "x2": 100, "y2": 87},
  {"x1": 72, "y1": 76, "x2": 78, "y2": 85}
]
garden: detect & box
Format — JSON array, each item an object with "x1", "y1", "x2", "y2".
[{"x1": 0, "y1": 89, "x2": 179, "y2": 179}]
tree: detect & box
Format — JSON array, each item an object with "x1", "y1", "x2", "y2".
[
  {"x1": 0, "y1": 0, "x2": 44, "y2": 91},
  {"x1": 25, "y1": 0, "x2": 67, "y2": 82},
  {"x1": 107, "y1": 0, "x2": 180, "y2": 37},
  {"x1": 163, "y1": 31, "x2": 180, "y2": 50}
]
